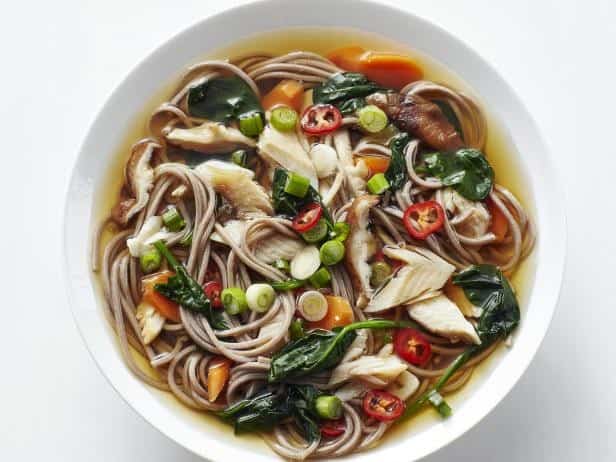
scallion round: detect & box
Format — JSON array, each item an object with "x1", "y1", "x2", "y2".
[
  {"x1": 332, "y1": 222, "x2": 350, "y2": 242},
  {"x1": 315, "y1": 395, "x2": 343, "y2": 420},
  {"x1": 162, "y1": 206, "x2": 185, "y2": 232},
  {"x1": 298, "y1": 290, "x2": 328, "y2": 322},
  {"x1": 284, "y1": 172, "x2": 311, "y2": 198},
  {"x1": 319, "y1": 240, "x2": 345, "y2": 266},
  {"x1": 370, "y1": 261, "x2": 392, "y2": 287},
  {"x1": 358, "y1": 105, "x2": 388, "y2": 133},
  {"x1": 139, "y1": 248, "x2": 161, "y2": 273},
  {"x1": 301, "y1": 218, "x2": 328, "y2": 243},
  {"x1": 239, "y1": 112, "x2": 264, "y2": 137},
  {"x1": 246, "y1": 283, "x2": 276, "y2": 313},
  {"x1": 366, "y1": 173, "x2": 390, "y2": 195},
  {"x1": 221, "y1": 287, "x2": 248, "y2": 315},
  {"x1": 308, "y1": 267, "x2": 331, "y2": 289},
  {"x1": 271, "y1": 106, "x2": 298, "y2": 132}
]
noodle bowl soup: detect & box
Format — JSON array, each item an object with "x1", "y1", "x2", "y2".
[{"x1": 92, "y1": 28, "x2": 537, "y2": 461}]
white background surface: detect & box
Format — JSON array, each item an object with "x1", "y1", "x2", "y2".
[{"x1": 1, "y1": 0, "x2": 614, "y2": 460}]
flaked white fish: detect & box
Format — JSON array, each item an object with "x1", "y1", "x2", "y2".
[{"x1": 166, "y1": 121, "x2": 256, "y2": 154}]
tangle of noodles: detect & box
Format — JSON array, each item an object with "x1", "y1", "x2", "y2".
[{"x1": 93, "y1": 45, "x2": 535, "y2": 460}]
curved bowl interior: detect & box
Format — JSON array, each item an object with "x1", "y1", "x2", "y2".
[{"x1": 63, "y1": 0, "x2": 566, "y2": 460}]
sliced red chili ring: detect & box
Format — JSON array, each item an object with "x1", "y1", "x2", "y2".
[
  {"x1": 300, "y1": 104, "x2": 342, "y2": 135},
  {"x1": 393, "y1": 328, "x2": 432, "y2": 366},
  {"x1": 292, "y1": 203, "x2": 323, "y2": 233},
  {"x1": 362, "y1": 390, "x2": 405, "y2": 422},
  {"x1": 320, "y1": 418, "x2": 346, "y2": 438},
  {"x1": 403, "y1": 200, "x2": 445, "y2": 239},
  {"x1": 203, "y1": 281, "x2": 223, "y2": 309}
]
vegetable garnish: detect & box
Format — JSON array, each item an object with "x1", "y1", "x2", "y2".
[
  {"x1": 301, "y1": 218, "x2": 328, "y2": 243},
  {"x1": 319, "y1": 239, "x2": 346, "y2": 266},
  {"x1": 187, "y1": 76, "x2": 263, "y2": 124},
  {"x1": 393, "y1": 328, "x2": 432, "y2": 366},
  {"x1": 331, "y1": 222, "x2": 350, "y2": 242},
  {"x1": 207, "y1": 357, "x2": 232, "y2": 402},
  {"x1": 298, "y1": 290, "x2": 328, "y2": 322},
  {"x1": 362, "y1": 390, "x2": 405, "y2": 422},
  {"x1": 308, "y1": 267, "x2": 332, "y2": 289},
  {"x1": 301, "y1": 104, "x2": 342, "y2": 135},
  {"x1": 140, "y1": 247, "x2": 162, "y2": 274},
  {"x1": 261, "y1": 79, "x2": 304, "y2": 112},
  {"x1": 306, "y1": 295, "x2": 353, "y2": 331},
  {"x1": 422, "y1": 148, "x2": 494, "y2": 201},
  {"x1": 366, "y1": 172, "x2": 390, "y2": 195},
  {"x1": 312, "y1": 72, "x2": 383, "y2": 112},
  {"x1": 384, "y1": 133, "x2": 410, "y2": 191},
  {"x1": 268, "y1": 319, "x2": 416, "y2": 382},
  {"x1": 369, "y1": 261, "x2": 392, "y2": 287},
  {"x1": 315, "y1": 395, "x2": 343, "y2": 420},
  {"x1": 272, "y1": 169, "x2": 333, "y2": 226},
  {"x1": 271, "y1": 106, "x2": 299, "y2": 132},
  {"x1": 274, "y1": 258, "x2": 291, "y2": 273},
  {"x1": 487, "y1": 198, "x2": 509, "y2": 241},
  {"x1": 362, "y1": 156, "x2": 390, "y2": 176},
  {"x1": 289, "y1": 318, "x2": 306, "y2": 341},
  {"x1": 152, "y1": 241, "x2": 226, "y2": 329},
  {"x1": 292, "y1": 203, "x2": 323, "y2": 233},
  {"x1": 271, "y1": 278, "x2": 306, "y2": 291},
  {"x1": 404, "y1": 265, "x2": 519, "y2": 419},
  {"x1": 221, "y1": 287, "x2": 248, "y2": 316},
  {"x1": 238, "y1": 111, "x2": 264, "y2": 137},
  {"x1": 358, "y1": 104, "x2": 388, "y2": 133},
  {"x1": 218, "y1": 384, "x2": 335, "y2": 443},
  {"x1": 320, "y1": 418, "x2": 346, "y2": 438},
  {"x1": 142, "y1": 271, "x2": 181, "y2": 322},
  {"x1": 403, "y1": 201, "x2": 445, "y2": 240},
  {"x1": 284, "y1": 172, "x2": 311, "y2": 198},
  {"x1": 246, "y1": 283, "x2": 276, "y2": 313},
  {"x1": 162, "y1": 206, "x2": 185, "y2": 232},
  {"x1": 203, "y1": 281, "x2": 223, "y2": 309},
  {"x1": 290, "y1": 245, "x2": 321, "y2": 281}
]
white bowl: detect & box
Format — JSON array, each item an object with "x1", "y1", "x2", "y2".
[{"x1": 63, "y1": 0, "x2": 566, "y2": 460}]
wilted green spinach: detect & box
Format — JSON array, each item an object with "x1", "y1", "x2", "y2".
[
  {"x1": 384, "y1": 132, "x2": 410, "y2": 191},
  {"x1": 313, "y1": 72, "x2": 383, "y2": 113}
]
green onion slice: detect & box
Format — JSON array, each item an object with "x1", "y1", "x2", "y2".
[
  {"x1": 221, "y1": 287, "x2": 248, "y2": 315},
  {"x1": 319, "y1": 240, "x2": 345, "y2": 266},
  {"x1": 270, "y1": 106, "x2": 298, "y2": 132},
  {"x1": 358, "y1": 104, "x2": 388, "y2": 133},
  {"x1": 239, "y1": 112, "x2": 264, "y2": 137},
  {"x1": 366, "y1": 173, "x2": 390, "y2": 195},
  {"x1": 284, "y1": 172, "x2": 311, "y2": 198},
  {"x1": 301, "y1": 218, "x2": 328, "y2": 243}
]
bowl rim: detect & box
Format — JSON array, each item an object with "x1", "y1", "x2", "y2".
[{"x1": 63, "y1": 1, "x2": 567, "y2": 460}]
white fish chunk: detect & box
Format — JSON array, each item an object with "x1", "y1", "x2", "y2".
[
  {"x1": 365, "y1": 246, "x2": 455, "y2": 313},
  {"x1": 166, "y1": 121, "x2": 256, "y2": 154},
  {"x1": 136, "y1": 301, "x2": 165, "y2": 345},
  {"x1": 196, "y1": 160, "x2": 273, "y2": 218},
  {"x1": 257, "y1": 125, "x2": 318, "y2": 188},
  {"x1": 442, "y1": 188, "x2": 491, "y2": 238},
  {"x1": 332, "y1": 129, "x2": 368, "y2": 196},
  {"x1": 210, "y1": 219, "x2": 246, "y2": 247},
  {"x1": 329, "y1": 348, "x2": 407, "y2": 387},
  {"x1": 345, "y1": 195, "x2": 379, "y2": 302},
  {"x1": 126, "y1": 216, "x2": 174, "y2": 257},
  {"x1": 386, "y1": 371, "x2": 420, "y2": 401},
  {"x1": 341, "y1": 329, "x2": 368, "y2": 363},
  {"x1": 407, "y1": 294, "x2": 481, "y2": 344},
  {"x1": 254, "y1": 234, "x2": 306, "y2": 264}
]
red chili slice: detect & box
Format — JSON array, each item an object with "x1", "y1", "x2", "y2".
[
  {"x1": 203, "y1": 281, "x2": 223, "y2": 309},
  {"x1": 403, "y1": 201, "x2": 445, "y2": 239},
  {"x1": 301, "y1": 104, "x2": 342, "y2": 135},
  {"x1": 320, "y1": 418, "x2": 346, "y2": 438},
  {"x1": 362, "y1": 390, "x2": 405, "y2": 422},
  {"x1": 292, "y1": 203, "x2": 323, "y2": 233},
  {"x1": 394, "y1": 328, "x2": 432, "y2": 366}
]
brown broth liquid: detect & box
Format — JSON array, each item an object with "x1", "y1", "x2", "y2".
[{"x1": 93, "y1": 27, "x2": 537, "y2": 453}]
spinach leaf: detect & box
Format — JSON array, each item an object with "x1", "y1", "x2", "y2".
[
  {"x1": 271, "y1": 168, "x2": 333, "y2": 226},
  {"x1": 453, "y1": 264, "x2": 520, "y2": 343},
  {"x1": 218, "y1": 385, "x2": 325, "y2": 442},
  {"x1": 313, "y1": 72, "x2": 383, "y2": 112},
  {"x1": 217, "y1": 391, "x2": 289, "y2": 434},
  {"x1": 152, "y1": 241, "x2": 227, "y2": 329},
  {"x1": 268, "y1": 319, "x2": 414, "y2": 382},
  {"x1": 434, "y1": 100, "x2": 463, "y2": 140},
  {"x1": 337, "y1": 97, "x2": 366, "y2": 116},
  {"x1": 187, "y1": 76, "x2": 263, "y2": 123},
  {"x1": 384, "y1": 133, "x2": 410, "y2": 191},
  {"x1": 422, "y1": 148, "x2": 494, "y2": 201},
  {"x1": 404, "y1": 265, "x2": 519, "y2": 419}
]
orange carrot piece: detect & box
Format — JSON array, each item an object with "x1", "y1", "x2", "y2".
[
  {"x1": 142, "y1": 271, "x2": 181, "y2": 322},
  {"x1": 327, "y1": 46, "x2": 366, "y2": 72},
  {"x1": 207, "y1": 356, "x2": 232, "y2": 402},
  {"x1": 361, "y1": 156, "x2": 390, "y2": 175},
  {"x1": 261, "y1": 79, "x2": 305, "y2": 112},
  {"x1": 487, "y1": 199, "x2": 509, "y2": 242},
  {"x1": 306, "y1": 295, "x2": 354, "y2": 331}
]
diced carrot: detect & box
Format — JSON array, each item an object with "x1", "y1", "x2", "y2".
[
  {"x1": 327, "y1": 45, "x2": 366, "y2": 72},
  {"x1": 306, "y1": 295, "x2": 354, "y2": 331},
  {"x1": 207, "y1": 356, "x2": 232, "y2": 402},
  {"x1": 444, "y1": 280, "x2": 476, "y2": 317},
  {"x1": 327, "y1": 46, "x2": 424, "y2": 90},
  {"x1": 360, "y1": 156, "x2": 390, "y2": 175},
  {"x1": 360, "y1": 52, "x2": 423, "y2": 90},
  {"x1": 142, "y1": 271, "x2": 181, "y2": 322},
  {"x1": 487, "y1": 199, "x2": 509, "y2": 242},
  {"x1": 261, "y1": 79, "x2": 305, "y2": 112}
]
